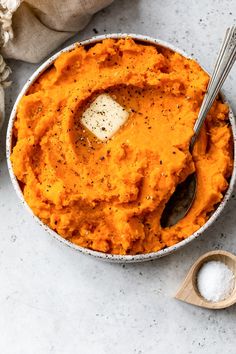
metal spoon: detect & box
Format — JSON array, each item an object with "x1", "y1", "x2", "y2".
[{"x1": 161, "y1": 26, "x2": 236, "y2": 228}]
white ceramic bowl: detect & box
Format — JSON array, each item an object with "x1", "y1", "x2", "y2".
[{"x1": 6, "y1": 34, "x2": 236, "y2": 263}]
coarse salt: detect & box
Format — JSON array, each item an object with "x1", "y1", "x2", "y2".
[{"x1": 197, "y1": 261, "x2": 235, "y2": 302}]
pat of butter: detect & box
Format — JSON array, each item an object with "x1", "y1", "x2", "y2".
[{"x1": 81, "y1": 94, "x2": 129, "y2": 141}]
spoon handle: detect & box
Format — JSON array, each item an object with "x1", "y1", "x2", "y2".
[{"x1": 190, "y1": 26, "x2": 236, "y2": 149}]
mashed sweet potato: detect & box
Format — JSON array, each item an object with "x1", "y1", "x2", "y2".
[{"x1": 11, "y1": 38, "x2": 233, "y2": 254}]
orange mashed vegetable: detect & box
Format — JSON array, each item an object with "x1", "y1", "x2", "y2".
[{"x1": 11, "y1": 38, "x2": 233, "y2": 255}]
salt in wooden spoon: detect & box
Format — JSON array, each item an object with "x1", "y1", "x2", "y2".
[{"x1": 175, "y1": 250, "x2": 236, "y2": 309}]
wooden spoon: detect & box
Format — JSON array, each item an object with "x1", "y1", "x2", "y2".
[{"x1": 175, "y1": 250, "x2": 236, "y2": 309}]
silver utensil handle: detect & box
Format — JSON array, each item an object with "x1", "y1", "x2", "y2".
[{"x1": 190, "y1": 26, "x2": 236, "y2": 150}]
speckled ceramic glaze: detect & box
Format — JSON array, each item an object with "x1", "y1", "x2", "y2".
[
  {"x1": 6, "y1": 34, "x2": 236, "y2": 263},
  {"x1": 0, "y1": 87, "x2": 5, "y2": 130}
]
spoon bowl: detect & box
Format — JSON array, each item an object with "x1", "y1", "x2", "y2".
[
  {"x1": 175, "y1": 250, "x2": 236, "y2": 309},
  {"x1": 160, "y1": 173, "x2": 197, "y2": 227}
]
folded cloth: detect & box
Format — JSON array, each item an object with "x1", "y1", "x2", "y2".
[{"x1": 0, "y1": 0, "x2": 113, "y2": 126}]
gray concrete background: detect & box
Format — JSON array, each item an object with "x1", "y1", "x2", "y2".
[{"x1": 0, "y1": 0, "x2": 236, "y2": 353}]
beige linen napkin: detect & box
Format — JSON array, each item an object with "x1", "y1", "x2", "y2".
[{"x1": 0, "y1": 0, "x2": 113, "y2": 125}]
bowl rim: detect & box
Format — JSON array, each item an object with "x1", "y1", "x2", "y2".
[{"x1": 6, "y1": 33, "x2": 236, "y2": 263}]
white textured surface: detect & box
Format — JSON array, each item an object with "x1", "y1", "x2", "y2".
[
  {"x1": 197, "y1": 261, "x2": 235, "y2": 302},
  {"x1": 0, "y1": 1, "x2": 236, "y2": 353}
]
